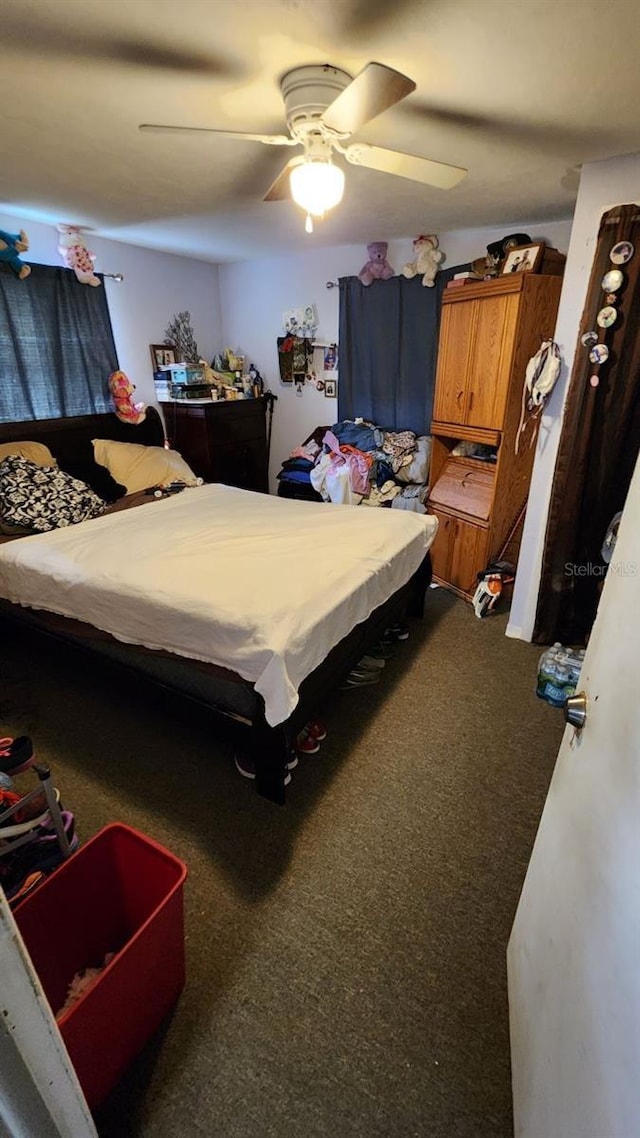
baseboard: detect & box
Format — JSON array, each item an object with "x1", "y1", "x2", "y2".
[{"x1": 506, "y1": 621, "x2": 526, "y2": 640}]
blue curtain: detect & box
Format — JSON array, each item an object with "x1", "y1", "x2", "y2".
[
  {"x1": 0, "y1": 262, "x2": 118, "y2": 422},
  {"x1": 337, "y1": 264, "x2": 468, "y2": 432}
]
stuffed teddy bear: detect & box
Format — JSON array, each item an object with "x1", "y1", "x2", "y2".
[
  {"x1": 402, "y1": 234, "x2": 443, "y2": 288},
  {"x1": 108, "y1": 371, "x2": 146, "y2": 425},
  {"x1": 358, "y1": 241, "x2": 395, "y2": 286},
  {"x1": 0, "y1": 229, "x2": 31, "y2": 279},
  {"x1": 57, "y1": 224, "x2": 101, "y2": 287}
]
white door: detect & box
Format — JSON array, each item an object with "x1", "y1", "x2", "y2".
[{"x1": 508, "y1": 454, "x2": 640, "y2": 1138}]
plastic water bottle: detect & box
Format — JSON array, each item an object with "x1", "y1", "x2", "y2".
[{"x1": 536, "y1": 643, "x2": 585, "y2": 706}]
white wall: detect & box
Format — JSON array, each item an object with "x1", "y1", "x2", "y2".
[
  {"x1": 508, "y1": 152, "x2": 640, "y2": 641},
  {"x1": 0, "y1": 211, "x2": 222, "y2": 410},
  {"x1": 218, "y1": 220, "x2": 571, "y2": 490}
]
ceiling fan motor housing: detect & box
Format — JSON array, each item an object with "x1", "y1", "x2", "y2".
[{"x1": 280, "y1": 65, "x2": 352, "y2": 137}]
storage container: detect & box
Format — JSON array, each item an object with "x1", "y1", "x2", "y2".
[{"x1": 14, "y1": 823, "x2": 187, "y2": 1110}]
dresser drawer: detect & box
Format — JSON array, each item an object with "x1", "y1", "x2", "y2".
[{"x1": 428, "y1": 458, "x2": 494, "y2": 522}]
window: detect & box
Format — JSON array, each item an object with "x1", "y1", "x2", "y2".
[{"x1": 0, "y1": 263, "x2": 118, "y2": 422}]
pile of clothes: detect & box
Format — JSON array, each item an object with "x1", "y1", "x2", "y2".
[{"x1": 277, "y1": 420, "x2": 432, "y2": 512}]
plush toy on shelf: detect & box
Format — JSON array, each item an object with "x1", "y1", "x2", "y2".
[
  {"x1": 108, "y1": 370, "x2": 146, "y2": 425},
  {"x1": 0, "y1": 229, "x2": 31, "y2": 279},
  {"x1": 358, "y1": 241, "x2": 395, "y2": 286},
  {"x1": 402, "y1": 234, "x2": 443, "y2": 287},
  {"x1": 57, "y1": 224, "x2": 101, "y2": 286}
]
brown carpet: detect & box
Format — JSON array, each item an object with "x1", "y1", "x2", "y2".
[{"x1": 1, "y1": 588, "x2": 563, "y2": 1138}]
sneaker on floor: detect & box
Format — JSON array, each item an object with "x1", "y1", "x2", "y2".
[
  {"x1": 340, "y1": 671, "x2": 380, "y2": 690},
  {"x1": 233, "y1": 754, "x2": 293, "y2": 784},
  {"x1": 386, "y1": 622, "x2": 410, "y2": 641},
  {"x1": 305, "y1": 719, "x2": 327, "y2": 742},
  {"x1": 359, "y1": 655, "x2": 386, "y2": 670},
  {"x1": 0, "y1": 736, "x2": 35, "y2": 777},
  {"x1": 296, "y1": 730, "x2": 320, "y2": 755}
]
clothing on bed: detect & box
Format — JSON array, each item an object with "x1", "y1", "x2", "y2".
[{"x1": 0, "y1": 484, "x2": 437, "y2": 727}]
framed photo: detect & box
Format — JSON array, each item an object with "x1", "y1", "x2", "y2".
[
  {"x1": 324, "y1": 378, "x2": 337, "y2": 398},
  {"x1": 150, "y1": 344, "x2": 176, "y2": 371},
  {"x1": 502, "y1": 244, "x2": 544, "y2": 275}
]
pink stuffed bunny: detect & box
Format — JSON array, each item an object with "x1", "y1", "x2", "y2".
[{"x1": 57, "y1": 224, "x2": 101, "y2": 287}]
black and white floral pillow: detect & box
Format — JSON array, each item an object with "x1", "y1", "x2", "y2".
[{"x1": 0, "y1": 456, "x2": 107, "y2": 534}]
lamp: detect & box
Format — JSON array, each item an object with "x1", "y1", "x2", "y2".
[{"x1": 290, "y1": 160, "x2": 345, "y2": 221}]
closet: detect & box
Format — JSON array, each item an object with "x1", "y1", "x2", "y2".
[{"x1": 427, "y1": 274, "x2": 562, "y2": 598}]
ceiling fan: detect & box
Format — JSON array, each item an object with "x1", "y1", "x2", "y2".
[{"x1": 140, "y1": 62, "x2": 468, "y2": 231}]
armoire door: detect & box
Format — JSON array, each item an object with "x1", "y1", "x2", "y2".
[
  {"x1": 465, "y1": 292, "x2": 520, "y2": 430},
  {"x1": 449, "y1": 519, "x2": 489, "y2": 594},
  {"x1": 432, "y1": 300, "x2": 476, "y2": 425}
]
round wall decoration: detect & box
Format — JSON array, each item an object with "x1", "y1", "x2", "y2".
[
  {"x1": 597, "y1": 305, "x2": 617, "y2": 329},
  {"x1": 589, "y1": 343, "x2": 609, "y2": 364},
  {"x1": 601, "y1": 268, "x2": 624, "y2": 292},
  {"x1": 609, "y1": 240, "x2": 634, "y2": 264}
]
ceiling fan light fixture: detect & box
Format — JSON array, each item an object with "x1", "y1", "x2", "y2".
[{"x1": 289, "y1": 160, "x2": 345, "y2": 217}]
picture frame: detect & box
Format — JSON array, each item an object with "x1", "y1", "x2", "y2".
[
  {"x1": 324, "y1": 378, "x2": 337, "y2": 398},
  {"x1": 150, "y1": 344, "x2": 176, "y2": 371},
  {"x1": 501, "y1": 244, "x2": 544, "y2": 275}
]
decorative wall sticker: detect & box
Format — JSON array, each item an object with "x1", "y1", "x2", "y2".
[
  {"x1": 589, "y1": 343, "x2": 609, "y2": 364},
  {"x1": 609, "y1": 240, "x2": 634, "y2": 264},
  {"x1": 597, "y1": 305, "x2": 617, "y2": 329},
  {"x1": 601, "y1": 268, "x2": 623, "y2": 291}
]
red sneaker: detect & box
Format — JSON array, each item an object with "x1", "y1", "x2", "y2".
[
  {"x1": 305, "y1": 719, "x2": 327, "y2": 742},
  {"x1": 295, "y1": 730, "x2": 320, "y2": 755}
]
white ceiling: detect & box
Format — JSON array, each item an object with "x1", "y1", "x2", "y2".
[{"x1": 2, "y1": 0, "x2": 640, "y2": 263}]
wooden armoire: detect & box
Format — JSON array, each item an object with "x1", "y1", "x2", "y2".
[{"x1": 427, "y1": 273, "x2": 563, "y2": 599}]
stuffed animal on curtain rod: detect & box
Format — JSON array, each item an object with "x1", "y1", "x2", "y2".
[
  {"x1": 57, "y1": 224, "x2": 101, "y2": 286},
  {"x1": 0, "y1": 229, "x2": 31, "y2": 279},
  {"x1": 108, "y1": 371, "x2": 146, "y2": 425},
  {"x1": 402, "y1": 234, "x2": 443, "y2": 287},
  {"x1": 358, "y1": 241, "x2": 395, "y2": 286}
]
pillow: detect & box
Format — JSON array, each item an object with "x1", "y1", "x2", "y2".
[
  {"x1": 61, "y1": 459, "x2": 126, "y2": 504},
  {"x1": 0, "y1": 456, "x2": 106, "y2": 535},
  {"x1": 0, "y1": 441, "x2": 57, "y2": 468},
  {"x1": 92, "y1": 439, "x2": 199, "y2": 494}
]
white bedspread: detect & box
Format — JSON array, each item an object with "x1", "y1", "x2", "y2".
[{"x1": 0, "y1": 485, "x2": 437, "y2": 725}]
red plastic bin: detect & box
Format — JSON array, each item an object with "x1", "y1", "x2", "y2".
[{"x1": 14, "y1": 822, "x2": 188, "y2": 1111}]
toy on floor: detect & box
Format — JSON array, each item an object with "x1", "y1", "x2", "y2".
[
  {"x1": 358, "y1": 242, "x2": 395, "y2": 286},
  {"x1": 57, "y1": 224, "x2": 100, "y2": 286},
  {"x1": 402, "y1": 234, "x2": 442, "y2": 287},
  {"x1": 472, "y1": 562, "x2": 516, "y2": 619},
  {"x1": 0, "y1": 229, "x2": 31, "y2": 279},
  {"x1": 108, "y1": 370, "x2": 146, "y2": 425}
]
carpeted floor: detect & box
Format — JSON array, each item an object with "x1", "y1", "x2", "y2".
[{"x1": 1, "y1": 588, "x2": 563, "y2": 1138}]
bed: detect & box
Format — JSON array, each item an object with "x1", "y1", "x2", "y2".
[{"x1": 0, "y1": 409, "x2": 437, "y2": 804}]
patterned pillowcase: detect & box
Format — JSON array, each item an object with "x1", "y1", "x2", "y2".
[{"x1": 0, "y1": 456, "x2": 107, "y2": 535}]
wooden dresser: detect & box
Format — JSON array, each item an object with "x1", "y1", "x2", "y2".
[
  {"x1": 162, "y1": 398, "x2": 269, "y2": 493},
  {"x1": 427, "y1": 273, "x2": 563, "y2": 599}
]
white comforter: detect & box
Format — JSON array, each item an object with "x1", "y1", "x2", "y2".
[{"x1": 0, "y1": 485, "x2": 438, "y2": 725}]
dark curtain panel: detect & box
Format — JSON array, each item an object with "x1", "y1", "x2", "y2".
[
  {"x1": 337, "y1": 263, "x2": 468, "y2": 432},
  {"x1": 534, "y1": 203, "x2": 640, "y2": 644},
  {"x1": 0, "y1": 262, "x2": 118, "y2": 422}
]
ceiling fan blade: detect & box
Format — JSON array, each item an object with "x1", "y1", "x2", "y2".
[
  {"x1": 344, "y1": 143, "x2": 467, "y2": 189},
  {"x1": 322, "y1": 62, "x2": 416, "y2": 136},
  {"x1": 264, "y1": 156, "x2": 305, "y2": 201},
  {"x1": 139, "y1": 124, "x2": 296, "y2": 146}
]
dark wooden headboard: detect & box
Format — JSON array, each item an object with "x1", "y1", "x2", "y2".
[{"x1": 0, "y1": 407, "x2": 165, "y2": 467}]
